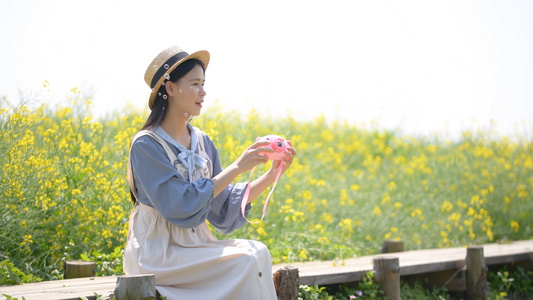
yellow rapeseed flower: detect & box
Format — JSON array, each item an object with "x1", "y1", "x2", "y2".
[
  {"x1": 381, "y1": 193, "x2": 391, "y2": 205},
  {"x1": 486, "y1": 229, "x2": 494, "y2": 241},
  {"x1": 441, "y1": 201, "x2": 453, "y2": 213},
  {"x1": 470, "y1": 195, "x2": 481, "y2": 206},
  {"x1": 448, "y1": 213, "x2": 461, "y2": 224},
  {"x1": 426, "y1": 144, "x2": 437, "y2": 154},
  {"x1": 467, "y1": 207, "x2": 476, "y2": 216},
  {"x1": 279, "y1": 205, "x2": 292, "y2": 214},
  {"x1": 457, "y1": 200, "x2": 468, "y2": 208},
  {"x1": 299, "y1": 190, "x2": 313, "y2": 201},
  {"x1": 320, "y1": 212, "x2": 334, "y2": 224},
  {"x1": 411, "y1": 208, "x2": 424, "y2": 220},
  {"x1": 388, "y1": 181, "x2": 396, "y2": 191},
  {"x1": 292, "y1": 211, "x2": 305, "y2": 223},
  {"x1": 316, "y1": 179, "x2": 326, "y2": 186},
  {"x1": 340, "y1": 189, "x2": 348, "y2": 206},
  {"x1": 524, "y1": 157, "x2": 533, "y2": 169},
  {"x1": 317, "y1": 236, "x2": 330, "y2": 245},
  {"x1": 372, "y1": 206, "x2": 382, "y2": 216},
  {"x1": 256, "y1": 227, "x2": 268, "y2": 237},
  {"x1": 313, "y1": 224, "x2": 324, "y2": 232},
  {"x1": 298, "y1": 249, "x2": 308, "y2": 260}
]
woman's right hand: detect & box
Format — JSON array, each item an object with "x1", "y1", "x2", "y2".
[
  {"x1": 211, "y1": 141, "x2": 274, "y2": 198},
  {"x1": 233, "y1": 140, "x2": 274, "y2": 174}
]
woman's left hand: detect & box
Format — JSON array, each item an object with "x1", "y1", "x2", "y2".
[{"x1": 271, "y1": 140, "x2": 296, "y2": 175}]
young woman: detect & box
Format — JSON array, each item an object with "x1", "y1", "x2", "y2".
[{"x1": 123, "y1": 46, "x2": 296, "y2": 300}]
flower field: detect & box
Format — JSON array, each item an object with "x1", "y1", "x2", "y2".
[{"x1": 1, "y1": 90, "x2": 532, "y2": 283}]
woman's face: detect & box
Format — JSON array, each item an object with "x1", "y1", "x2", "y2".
[{"x1": 167, "y1": 64, "x2": 206, "y2": 117}]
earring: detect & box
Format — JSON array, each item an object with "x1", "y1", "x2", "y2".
[
  {"x1": 179, "y1": 89, "x2": 183, "y2": 93},
  {"x1": 184, "y1": 112, "x2": 189, "y2": 117}
]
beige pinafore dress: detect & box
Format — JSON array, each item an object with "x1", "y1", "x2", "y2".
[{"x1": 124, "y1": 129, "x2": 277, "y2": 300}]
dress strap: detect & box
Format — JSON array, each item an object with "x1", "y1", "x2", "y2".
[
  {"x1": 193, "y1": 127, "x2": 213, "y2": 177},
  {"x1": 127, "y1": 130, "x2": 179, "y2": 203}
]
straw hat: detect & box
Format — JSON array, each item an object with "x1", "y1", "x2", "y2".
[{"x1": 144, "y1": 46, "x2": 210, "y2": 109}]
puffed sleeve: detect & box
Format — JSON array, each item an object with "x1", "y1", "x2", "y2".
[
  {"x1": 130, "y1": 136, "x2": 214, "y2": 228},
  {"x1": 201, "y1": 135, "x2": 252, "y2": 234}
]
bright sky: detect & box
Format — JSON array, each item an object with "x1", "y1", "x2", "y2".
[{"x1": 1, "y1": 0, "x2": 532, "y2": 138}]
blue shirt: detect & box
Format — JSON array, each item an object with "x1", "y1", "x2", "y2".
[{"x1": 129, "y1": 124, "x2": 251, "y2": 234}]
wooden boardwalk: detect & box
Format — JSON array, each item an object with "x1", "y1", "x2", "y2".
[
  {"x1": 1, "y1": 240, "x2": 532, "y2": 300},
  {"x1": 295, "y1": 239, "x2": 533, "y2": 286}
]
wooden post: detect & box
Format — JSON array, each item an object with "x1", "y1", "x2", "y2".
[
  {"x1": 64, "y1": 260, "x2": 96, "y2": 279},
  {"x1": 466, "y1": 246, "x2": 487, "y2": 300},
  {"x1": 114, "y1": 274, "x2": 156, "y2": 300},
  {"x1": 382, "y1": 239, "x2": 405, "y2": 253},
  {"x1": 273, "y1": 265, "x2": 299, "y2": 300},
  {"x1": 373, "y1": 256, "x2": 400, "y2": 300}
]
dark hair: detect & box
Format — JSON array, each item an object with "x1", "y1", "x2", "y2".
[
  {"x1": 131, "y1": 59, "x2": 206, "y2": 205},
  {"x1": 140, "y1": 59, "x2": 206, "y2": 130}
]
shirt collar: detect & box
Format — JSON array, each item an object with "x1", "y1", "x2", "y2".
[
  {"x1": 154, "y1": 124, "x2": 207, "y2": 182},
  {"x1": 154, "y1": 123, "x2": 198, "y2": 154}
]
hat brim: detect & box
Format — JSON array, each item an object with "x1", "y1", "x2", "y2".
[{"x1": 148, "y1": 50, "x2": 210, "y2": 110}]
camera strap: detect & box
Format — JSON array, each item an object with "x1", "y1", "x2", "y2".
[{"x1": 241, "y1": 161, "x2": 284, "y2": 223}]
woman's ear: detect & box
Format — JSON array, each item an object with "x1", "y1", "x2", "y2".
[{"x1": 165, "y1": 81, "x2": 175, "y2": 97}]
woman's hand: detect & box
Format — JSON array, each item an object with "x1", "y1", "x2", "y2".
[
  {"x1": 212, "y1": 141, "x2": 273, "y2": 198},
  {"x1": 271, "y1": 140, "x2": 296, "y2": 176},
  {"x1": 212, "y1": 139, "x2": 295, "y2": 200},
  {"x1": 233, "y1": 140, "x2": 275, "y2": 174},
  {"x1": 242, "y1": 141, "x2": 296, "y2": 204}
]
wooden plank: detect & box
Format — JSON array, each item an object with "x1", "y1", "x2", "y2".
[
  {"x1": 0, "y1": 276, "x2": 116, "y2": 300},
  {"x1": 289, "y1": 240, "x2": 533, "y2": 286},
  {"x1": 1, "y1": 240, "x2": 532, "y2": 299},
  {"x1": 484, "y1": 240, "x2": 533, "y2": 264},
  {"x1": 279, "y1": 256, "x2": 374, "y2": 285},
  {"x1": 394, "y1": 247, "x2": 468, "y2": 276}
]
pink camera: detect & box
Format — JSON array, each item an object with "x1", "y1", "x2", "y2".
[{"x1": 256, "y1": 135, "x2": 289, "y2": 160}]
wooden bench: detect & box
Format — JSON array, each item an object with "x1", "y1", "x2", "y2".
[{"x1": 1, "y1": 240, "x2": 532, "y2": 300}]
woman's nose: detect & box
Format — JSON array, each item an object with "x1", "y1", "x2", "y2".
[{"x1": 199, "y1": 86, "x2": 206, "y2": 96}]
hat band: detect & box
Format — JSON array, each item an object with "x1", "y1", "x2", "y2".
[{"x1": 150, "y1": 51, "x2": 189, "y2": 89}]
